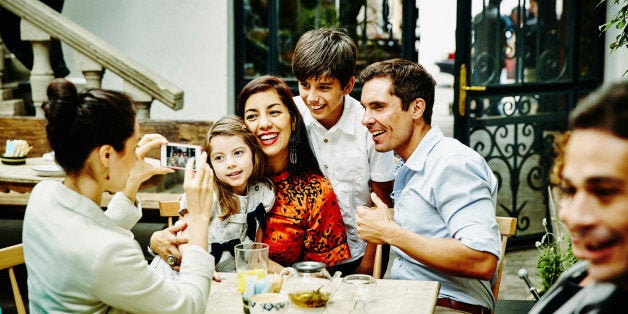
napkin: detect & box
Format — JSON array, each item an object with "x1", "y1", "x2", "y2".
[
  {"x1": 4, "y1": 140, "x2": 32, "y2": 157},
  {"x1": 244, "y1": 277, "x2": 273, "y2": 300},
  {"x1": 243, "y1": 274, "x2": 283, "y2": 300},
  {"x1": 43, "y1": 151, "x2": 56, "y2": 161}
]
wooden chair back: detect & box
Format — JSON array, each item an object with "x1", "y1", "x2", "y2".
[
  {"x1": 158, "y1": 200, "x2": 181, "y2": 226},
  {"x1": 493, "y1": 216, "x2": 517, "y2": 300},
  {"x1": 0, "y1": 243, "x2": 26, "y2": 314},
  {"x1": 373, "y1": 244, "x2": 384, "y2": 278},
  {"x1": 372, "y1": 209, "x2": 395, "y2": 279}
]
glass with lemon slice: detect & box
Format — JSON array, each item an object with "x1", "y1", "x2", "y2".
[{"x1": 235, "y1": 242, "x2": 269, "y2": 313}]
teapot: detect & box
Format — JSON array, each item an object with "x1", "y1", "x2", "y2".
[{"x1": 280, "y1": 261, "x2": 340, "y2": 308}]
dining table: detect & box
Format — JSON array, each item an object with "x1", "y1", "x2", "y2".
[
  {"x1": 205, "y1": 272, "x2": 440, "y2": 314},
  {"x1": 0, "y1": 157, "x2": 169, "y2": 208},
  {"x1": 0, "y1": 157, "x2": 166, "y2": 193},
  {"x1": 0, "y1": 157, "x2": 64, "y2": 193}
]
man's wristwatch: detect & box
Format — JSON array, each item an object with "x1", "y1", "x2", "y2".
[{"x1": 147, "y1": 245, "x2": 157, "y2": 257}]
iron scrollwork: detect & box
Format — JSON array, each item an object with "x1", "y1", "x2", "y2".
[{"x1": 468, "y1": 94, "x2": 566, "y2": 234}]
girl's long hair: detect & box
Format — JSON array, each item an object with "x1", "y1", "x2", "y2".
[{"x1": 203, "y1": 115, "x2": 272, "y2": 218}]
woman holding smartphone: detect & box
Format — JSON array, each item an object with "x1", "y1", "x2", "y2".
[{"x1": 23, "y1": 79, "x2": 215, "y2": 313}]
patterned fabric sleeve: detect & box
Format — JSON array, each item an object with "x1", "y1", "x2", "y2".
[{"x1": 302, "y1": 175, "x2": 351, "y2": 266}]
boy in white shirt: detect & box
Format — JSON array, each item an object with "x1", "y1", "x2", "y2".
[{"x1": 291, "y1": 28, "x2": 395, "y2": 275}]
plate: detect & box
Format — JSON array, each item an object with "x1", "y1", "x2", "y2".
[{"x1": 31, "y1": 164, "x2": 65, "y2": 177}]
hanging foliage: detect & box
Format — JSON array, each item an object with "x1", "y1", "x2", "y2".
[{"x1": 599, "y1": 0, "x2": 628, "y2": 76}]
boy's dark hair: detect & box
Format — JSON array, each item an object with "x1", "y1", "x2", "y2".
[
  {"x1": 358, "y1": 58, "x2": 436, "y2": 125},
  {"x1": 292, "y1": 28, "x2": 357, "y2": 87},
  {"x1": 570, "y1": 80, "x2": 628, "y2": 139}
]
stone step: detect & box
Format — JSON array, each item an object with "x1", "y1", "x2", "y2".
[
  {"x1": 0, "y1": 88, "x2": 13, "y2": 100},
  {"x1": 0, "y1": 99, "x2": 25, "y2": 116},
  {"x1": 2, "y1": 55, "x2": 30, "y2": 82}
]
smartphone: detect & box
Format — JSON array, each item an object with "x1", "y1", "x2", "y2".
[{"x1": 160, "y1": 143, "x2": 202, "y2": 170}]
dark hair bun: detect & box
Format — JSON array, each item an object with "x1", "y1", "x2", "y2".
[{"x1": 43, "y1": 78, "x2": 79, "y2": 123}]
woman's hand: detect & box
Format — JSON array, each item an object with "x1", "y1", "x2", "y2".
[
  {"x1": 183, "y1": 152, "x2": 213, "y2": 220},
  {"x1": 149, "y1": 223, "x2": 189, "y2": 271},
  {"x1": 124, "y1": 134, "x2": 174, "y2": 202},
  {"x1": 181, "y1": 152, "x2": 213, "y2": 251},
  {"x1": 268, "y1": 259, "x2": 285, "y2": 274}
]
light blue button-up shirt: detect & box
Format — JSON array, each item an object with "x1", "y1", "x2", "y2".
[{"x1": 390, "y1": 126, "x2": 501, "y2": 310}]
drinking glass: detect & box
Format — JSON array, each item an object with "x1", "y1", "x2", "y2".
[
  {"x1": 342, "y1": 274, "x2": 376, "y2": 313},
  {"x1": 235, "y1": 242, "x2": 269, "y2": 293}
]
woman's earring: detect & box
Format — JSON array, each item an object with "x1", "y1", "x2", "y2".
[
  {"x1": 104, "y1": 167, "x2": 110, "y2": 181},
  {"x1": 289, "y1": 137, "x2": 297, "y2": 165}
]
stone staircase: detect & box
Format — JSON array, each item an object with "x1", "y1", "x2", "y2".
[
  {"x1": 0, "y1": 48, "x2": 27, "y2": 116},
  {"x1": 0, "y1": 88, "x2": 24, "y2": 116},
  {"x1": 0, "y1": 0, "x2": 185, "y2": 119}
]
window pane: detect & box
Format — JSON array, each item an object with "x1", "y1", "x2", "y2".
[
  {"x1": 242, "y1": 0, "x2": 407, "y2": 80},
  {"x1": 470, "y1": 0, "x2": 575, "y2": 85},
  {"x1": 243, "y1": 0, "x2": 270, "y2": 78}
]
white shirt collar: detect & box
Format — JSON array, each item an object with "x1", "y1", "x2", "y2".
[{"x1": 305, "y1": 95, "x2": 356, "y2": 136}]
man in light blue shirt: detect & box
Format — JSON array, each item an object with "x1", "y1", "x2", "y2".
[{"x1": 356, "y1": 59, "x2": 501, "y2": 314}]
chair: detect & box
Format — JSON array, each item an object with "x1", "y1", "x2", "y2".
[
  {"x1": 372, "y1": 209, "x2": 395, "y2": 279},
  {"x1": 0, "y1": 243, "x2": 26, "y2": 314},
  {"x1": 373, "y1": 244, "x2": 384, "y2": 278},
  {"x1": 158, "y1": 200, "x2": 180, "y2": 226},
  {"x1": 493, "y1": 216, "x2": 518, "y2": 300}
]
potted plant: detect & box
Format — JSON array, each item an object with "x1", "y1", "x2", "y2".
[{"x1": 535, "y1": 217, "x2": 579, "y2": 295}]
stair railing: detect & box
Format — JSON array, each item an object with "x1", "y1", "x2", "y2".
[{"x1": 0, "y1": 0, "x2": 183, "y2": 119}]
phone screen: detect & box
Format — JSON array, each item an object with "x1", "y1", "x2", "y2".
[{"x1": 161, "y1": 143, "x2": 202, "y2": 170}]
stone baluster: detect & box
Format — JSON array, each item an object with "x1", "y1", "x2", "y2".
[
  {"x1": 123, "y1": 81, "x2": 152, "y2": 120},
  {"x1": 21, "y1": 20, "x2": 54, "y2": 118},
  {"x1": 74, "y1": 52, "x2": 104, "y2": 89},
  {"x1": 0, "y1": 36, "x2": 5, "y2": 89}
]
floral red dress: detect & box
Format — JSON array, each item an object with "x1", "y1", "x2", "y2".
[{"x1": 263, "y1": 170, "x2": 350, "y2": 267}]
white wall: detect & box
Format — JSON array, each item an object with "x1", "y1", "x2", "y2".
[
  {"x1": 62, "y1": 0, "x2": 231, "y2": 121},
  {"x1": 604, "y1": 2, "x2": 628, "y2": 82}
]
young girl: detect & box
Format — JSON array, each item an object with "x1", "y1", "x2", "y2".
[{"x1": 151, "y1": 115, "x2": 274, "y2": 278}]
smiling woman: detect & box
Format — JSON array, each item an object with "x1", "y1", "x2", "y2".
[{"x1": 236, "y1": 76, "x2": 350, "y2": 272}]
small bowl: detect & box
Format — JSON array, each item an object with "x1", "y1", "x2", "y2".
[
  {"x1": 1, "y1": 155, "x2": 27, "y2": 165},
  {"x1": 249, "y1": 293, "x2": 289, "y2": 313}
]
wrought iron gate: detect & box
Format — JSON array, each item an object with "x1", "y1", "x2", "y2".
[{"x1": 453, "y1": 0, "x2": 606, "y2": 245}]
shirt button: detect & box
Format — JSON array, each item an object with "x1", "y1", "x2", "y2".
[
  {"x1": 323, "y1": 139, "x2": 328, "y2": 143},
  {"x1": 324, "y1": 165, "x2": 328, "y2": 170}
]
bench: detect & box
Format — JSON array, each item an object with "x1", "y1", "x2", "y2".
[
  {"x1": 0, "y1": 190, "x2": 180, "y2": 210},
  {"x1": 0, "y1": 116, "x2": 213, "y2": 209},
  {"x1": 0, "y1": 116, "x2": 212, "y2": 159}
]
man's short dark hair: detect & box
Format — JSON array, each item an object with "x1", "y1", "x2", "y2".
[
  {"x1": 358, "y1": 58, "x2": 436, "y2": 125},
  {"x1": 570, "y1": 81, "x2": 628, "y2": 139}
]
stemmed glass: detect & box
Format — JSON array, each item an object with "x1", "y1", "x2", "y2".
[{"x1": 342, "y1": 274, "x2": 376, "y2": 313}]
